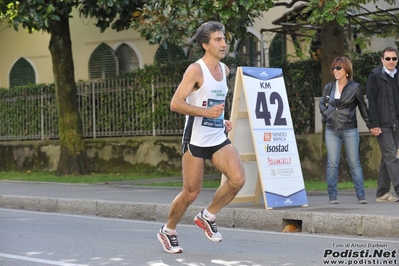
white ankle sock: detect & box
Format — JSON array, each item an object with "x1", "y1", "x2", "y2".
[
  {"x1": 163, "y1": 225, "x2": 176, "y2": 235},
  {"x1": 203, "y1": 209, "x2": 216, "y2": 221}
]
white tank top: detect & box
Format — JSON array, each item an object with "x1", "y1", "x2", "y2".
[{"x1": 182, "y1": 59, "x2": 228, "y2": 147}]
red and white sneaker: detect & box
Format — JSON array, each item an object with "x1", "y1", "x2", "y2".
[
  {"x1": 157, "y1": 226, "x2": 183, "y2": 254},
  {"x1": 194, "y1": 211, "x2": 222, "y2": 242}
]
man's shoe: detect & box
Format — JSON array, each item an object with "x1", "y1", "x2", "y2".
[
  {"x1": 329, "y1": 199, "x2": 339, "y2": 204},
  {"x1": 358, "y1": 199, "x2": 367, "y2": 204},
  {"x1": 194, "y1": 211, "x2": 222, "y2": 242},
  {"x1": 157, "y1": 226, "x2": 183, "y2": 254},
  {"x1": 376, "y1": 192, "x2": 399, "y2": 202}
]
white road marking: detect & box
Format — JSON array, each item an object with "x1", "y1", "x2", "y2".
[{"x1": 0, "y1": 252, "x2": 87, "y2": 265}]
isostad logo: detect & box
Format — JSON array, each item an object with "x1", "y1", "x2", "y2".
[{"x1": 265, "y1": 144, "x2": 289, "y2": 152}]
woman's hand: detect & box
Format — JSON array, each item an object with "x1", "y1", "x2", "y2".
[{"x1": 370, "y1": 127, "x2": 381, "y2": 136}]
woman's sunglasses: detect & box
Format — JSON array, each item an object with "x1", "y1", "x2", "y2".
[{"x1": 331, "y1": 66, "x2": 343, "y2": 71}]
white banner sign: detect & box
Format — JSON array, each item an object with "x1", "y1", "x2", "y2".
[{"x1": 241, "y1": 67, "x2": 308, "y2": 208}]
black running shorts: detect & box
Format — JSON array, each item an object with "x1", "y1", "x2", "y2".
[{"x1": 182, "y1": 139, "x2": 231, "y2": 159}]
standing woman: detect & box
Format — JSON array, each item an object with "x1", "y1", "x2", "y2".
[{"x1": 319, "y1": 57, "x2": 369, "y2": 204}]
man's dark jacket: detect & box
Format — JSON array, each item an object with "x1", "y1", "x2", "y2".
[
  {"x1": 319, "y1": 80, "x2": 369, "y2": 130},
  {"x1": 366, "y1": 65, "x2": 399, "y2": 129}
]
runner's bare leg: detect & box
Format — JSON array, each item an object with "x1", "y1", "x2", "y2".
[
  {"x1": 165, "y1": 152, "x2": 204, "y2": 230},
  {"x1": 207, "y1": 144, "x2": 245, "y2": 214}
]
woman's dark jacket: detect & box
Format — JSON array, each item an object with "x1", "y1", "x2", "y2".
[
  {"x1": 319, "y1": 80, "x2": 369, "y2": 130},
  {"x1": 366, "y1": 65, "x2": 399, "y2": 129}
]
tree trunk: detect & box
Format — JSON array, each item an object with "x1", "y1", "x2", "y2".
[
  {"x1": 320, "y1": 20, "x2": 345, "y2": 182},
  {"x1": 49, "y1": 16, "x2": 92, "y2": 175},
  {"x1": 321, "y1": 20, "x2": 345, "y2": 91}
]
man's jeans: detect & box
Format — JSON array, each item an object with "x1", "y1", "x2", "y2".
[
  {"x1": 376, "y1": 127, "x2": 399, "y2": 197},
  {"x1": 325, "y1": 128, "x2": 365, "y2": 200}
]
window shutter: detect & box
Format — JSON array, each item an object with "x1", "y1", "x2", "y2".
[
  {"x1": 237, "y1": 34, "x2": 262, "y2": 67},
  {"x1": 9, "y1": 58, "x2": 35, "y2": 87},
  {"x1": 269, "y1": 33, "x2": 286, "y2": 67},
  {"x1": 89, "y1": 43, "x2": 118, "y2": 80},
  {"x1": 154, "y1": 42, "x2": 186, "y2": 63},
  {"x1": 116, "y1": 44, "x2": 139, "y2": 75}
]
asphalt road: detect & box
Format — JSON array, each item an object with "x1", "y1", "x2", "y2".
[
  {"x1": 2, "y1": 181, "x2": 399, "y2": 239},
  {"x1": 1, "y1": 208, "x2": 398, "y2": 266}
]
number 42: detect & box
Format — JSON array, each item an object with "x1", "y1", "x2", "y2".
[{"x1": 255, "y1": 91, "x2": 287, "y2": 126}]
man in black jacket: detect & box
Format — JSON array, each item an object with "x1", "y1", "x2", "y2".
[{"x1": 366, "y1": 46, "x2": 399, "y2": 202}]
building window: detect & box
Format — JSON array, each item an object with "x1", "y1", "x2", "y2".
[
  {"x1": 116, "y1": 44, "x2": 139, "y2": 75},
  {"x1": 9, "y1": 58, "x2": 35, "y2": 87},
  {"x1": 237, "y1": 34, "x2": 261, "y2": 67},
  {"x1": 89, "y1": 43, "x2": 118, "y2": 80},
  {"x1": 154, "y1": 42, "x2": 186, "y2": 63},
  {"x1": 269, "y1": 33, "x2": 286, "y2": 67}
]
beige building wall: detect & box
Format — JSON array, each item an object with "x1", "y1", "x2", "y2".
[
  {"x1": 0, "y1": 9, "x2": 159, "y2": 88},
  {"x1": 68, "y1": 11, "x2": 158, "y2": 79},
  {"x1": 0, "y1": 28, "x2": 51, "y2": 87},
  {"x1": 249, "y1": 4, "x2": 299, "y2": 63}
]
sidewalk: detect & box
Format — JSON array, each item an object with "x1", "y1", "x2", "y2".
[{"x1": 0, "y1": 178, "x2": 398, "y2": 238}]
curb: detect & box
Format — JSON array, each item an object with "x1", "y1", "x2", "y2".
[{"x1": 1, "y1": 195, "x2": 398, "y2": 238}]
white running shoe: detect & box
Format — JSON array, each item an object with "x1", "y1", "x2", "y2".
[
  {"x1": 157, "y1": 226, "x2": 183, "y2": 254},
  {"x1": 194, "y1": 211, "x2": 222, "y2": 242}
]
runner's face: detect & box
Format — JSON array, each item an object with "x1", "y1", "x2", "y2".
[
  {"x1": 203, "y1": 31, "x2": 227, "y2": 59},
  {"x1": 381, "y1": 51, "x2": 398, "y2": 71}
]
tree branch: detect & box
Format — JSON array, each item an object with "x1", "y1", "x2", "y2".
[{"x1": 273, "y1": 0, "x2": 308, "y2": 8}]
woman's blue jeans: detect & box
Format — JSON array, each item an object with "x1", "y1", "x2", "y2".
[{"x1": 325, "y1": 128, "x2": 365, "y2": 200}]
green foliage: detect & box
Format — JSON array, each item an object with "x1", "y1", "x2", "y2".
[
  {"x1": 0, "y1": 84, "x2": 56, "y2": 137},
  {"x1": 130, "y1": 0, "x2": 274, "y2": 48},
  {"x1": 123, "y1": 62, "x2": 192, "y2": 131},
  {"x1": 303, "y1": 0, "x2": 399, "y2": 42},
  {"x1": 0, "y1": 170, "x2": 377, "y2": 190},
  {"x1": 352, "y1": 52, "x2": 381, "y2": 93},
  {"x1": 305, "y1": 0, "x2": 352, "y2": 26},
  {"x1": 278, "y1": 59, "x2": 322, "y2": 134},
  {"x1": 79, "y1": 0, "x2": 144, "y2": 32},
  {"x1": 0, "y1": 169, "x2": 182, "y2": 183},
  {"x1": 0, "y1": 0, "x2": 142, "y2": 33}
]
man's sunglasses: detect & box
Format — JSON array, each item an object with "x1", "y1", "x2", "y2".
[
  {"x1": 384, "y1": 57, "x2": 398, "y2": 61},
  {"x1": 331, "y1": 66, "x2": 343, "y2": 71}
]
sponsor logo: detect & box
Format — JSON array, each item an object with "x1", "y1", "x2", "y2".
[
  {"x1": 211, "y1": 90, "x2": 225, "y2": 97},
  {"x1": 269, "y1": 168, "x2": 295, "y2": 177},
  {"x1": 263, "y1": 132, "x2": 287, "y2": 142},
  {"x1": 284, "y1": 198, "x2": 293, "y2": 205},
  {"x1": 264, "y1": 132, "x2": 272, "y2": 141},
  {"x1": 267, "y1": 157, "x2": 292, "y2": 166},
  {"x1": 260, "y1": 71, "x2": 268, "y2": 77},
  {"x1": 265, "y1": 144, "x2": 289, "y2": 153},
  {"x1": 272, "y1": 132, "x2": 287, "y2": 141}
]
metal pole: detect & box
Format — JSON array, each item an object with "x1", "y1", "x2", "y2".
[
  {"x1": 152, "y1": 81, "x2": 155, "y2": 136},
  {"x1": 92, "y1": 82, "x2": 96, "y2": 138},
  {"x1": 260, "y1": 30, "x2": 265, "y2": 67},
  {"x1": 41, "y1": 87, "x2": 44, "y2": 140}
]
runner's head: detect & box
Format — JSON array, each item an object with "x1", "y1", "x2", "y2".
[{"x1": 195, "y1": 21, "x2": 225, "y2": 54}]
